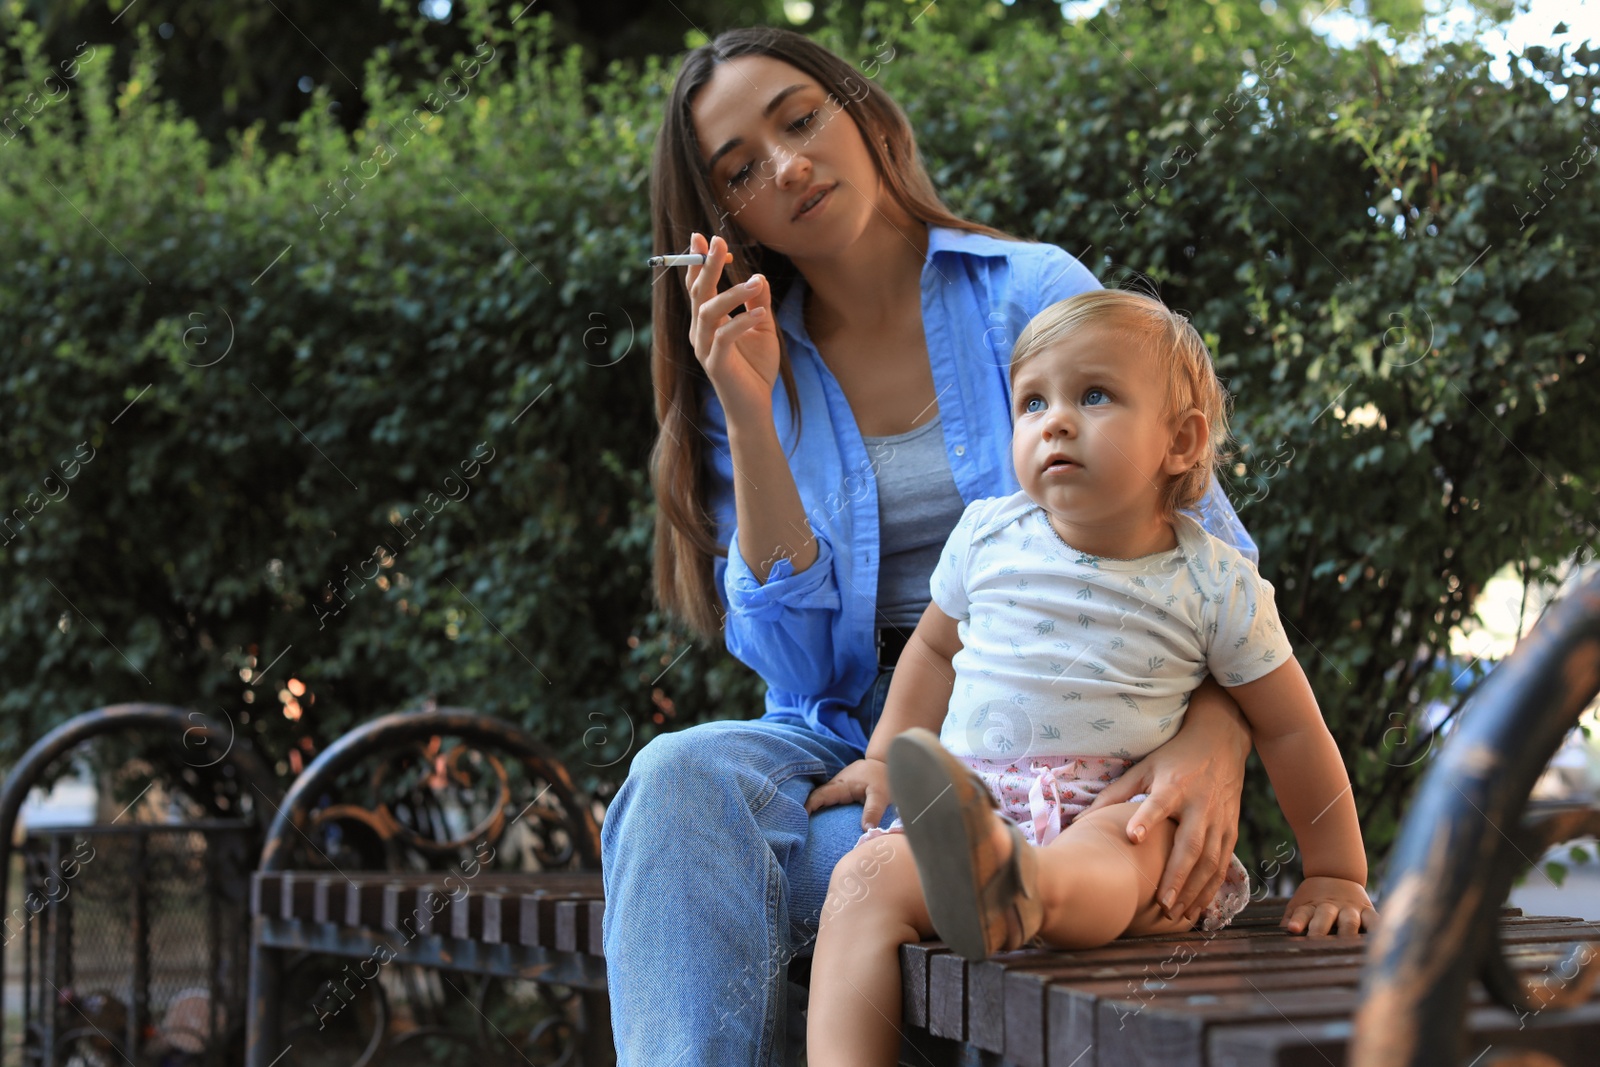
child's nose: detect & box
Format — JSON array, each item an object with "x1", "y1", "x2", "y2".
[{"x1": 1042, "y1": 410, "x2": 1074, "y2": 437}]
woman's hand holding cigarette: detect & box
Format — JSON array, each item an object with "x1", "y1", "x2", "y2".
[{"x1": 685, "y1": 232, "x2": 779, "y2": 426}]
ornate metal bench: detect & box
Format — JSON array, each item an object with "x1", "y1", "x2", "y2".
[{"x1": 243, "y1": 709, "x2": 603, "y2": 1067}]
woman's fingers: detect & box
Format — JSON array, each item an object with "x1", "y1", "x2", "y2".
[
  {"x1": 1126, "y1": 791, "x2": 1174, "y2": 846},
  {"x1": 1201, "y1": 832, "x2": 1232, "y2": 914},
  {"x1": 682, "y1": 230, "x2": 705, "y2": 289},
  {"x1": 1082, "y1": 767, "x2": 1149, "y2": 814},
  {"x1": 685, "y1": 232, "x2": 718, "y2": 360},
  {"x1": 1177, "y1": 828, "x2": 1226, "y2": 923},
  {"x1": 683, "y1": 231, "x2": 710, "y2": 316},
  {"x1": 699, "y1": 296, "x2": 769, "y2": 388},
  {"x1": 690, "y1": 234, "x2": 741, "y2": 317},
  {"x1": 1127, "y1": 790, "x2": 1197, "y2": 916},
  {"x1": 1196, "y1": 818, "x2": 1241, "y2": 921},
  {"x1": 703, "y1": 274, "x2": 767, "y2": 327},
  {"x1": 685, "y1": 232, "x2": 730, "y2": 361},
  {"x1": 709, "y1": 308, "x2": 766, "y2": 355},
  {"x1": 685, "y1": 237, "x2": 771, "y2": 379},
  {"x1": 684, "y1": 232, "x2": 727, "y2": 299}
]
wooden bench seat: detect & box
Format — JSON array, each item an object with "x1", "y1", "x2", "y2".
[
  {"x1": 893, "y1": 899, "x2": 1600, "y2": 1066},
  {"x1": 249, "y1": 871, "x2": 1600, "y2": 1066},
  {"x1": 254, "y1": 870, "x2": 606, "y2": 952},
  {"x1": 244, "y1": 574, "x2": 1600, "y2": 1067}
]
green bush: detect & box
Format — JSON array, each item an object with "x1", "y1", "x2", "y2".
[{"x1": 1, "y1": 0, "x2": 1595, "y2": 878}]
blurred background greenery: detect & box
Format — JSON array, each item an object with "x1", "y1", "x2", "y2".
[{"x1": 1, "y1": 0, "x2": 1595, "y2": 879}]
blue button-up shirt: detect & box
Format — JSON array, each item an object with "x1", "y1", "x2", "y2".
[{"x1": 700, "y1": 226, "x2": 1257, "y2": 753}]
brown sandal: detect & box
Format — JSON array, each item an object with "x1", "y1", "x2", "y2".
[{"x1": 888, "y1": 728, "x2": 1045, "y2": 959}]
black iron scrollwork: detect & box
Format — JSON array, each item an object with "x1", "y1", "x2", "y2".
[{"x1": 249, "y1": 709, "x2": 604, "y2": 1066}]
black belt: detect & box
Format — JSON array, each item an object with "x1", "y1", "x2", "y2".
[{"x1": 875, "y1": 626, "x2": 911, "y2": 670}]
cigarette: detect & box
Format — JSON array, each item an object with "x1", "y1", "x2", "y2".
[{"x1": 648, "y1": 253, "x2": 712, "y2": 267}]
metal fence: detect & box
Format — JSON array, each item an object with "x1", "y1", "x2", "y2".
[{"x1": 13, "y1": 822, "x2": 254, "y2": 1067}]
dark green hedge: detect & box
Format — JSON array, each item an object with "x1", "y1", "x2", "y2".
[{"x1": 2, "y1": 0, "x2": 1595, "y2": 877}]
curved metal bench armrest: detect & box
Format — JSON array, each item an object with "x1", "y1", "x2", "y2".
[
  {"x1": 1352, "y1": 570, "x2": 1600, "y2": 1066},
  {"x1": 0, "y1": 703, "x2": 278, "y2": 1059},
  {"x1": 256, "y1": 708, "x2": 601, "y2": 873}
]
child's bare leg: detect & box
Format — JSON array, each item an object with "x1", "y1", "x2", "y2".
[
  {"x1": 807, "y1": 834, "x2": 936, "y2": 1067},
  {"x1": 970, "y1": 802, "x2": 1193, "y2": 949},
  {"x1": 1036, "y1": 801, "x2": 1195, "y2": 945}
]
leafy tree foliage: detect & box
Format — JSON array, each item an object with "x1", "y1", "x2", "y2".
[
  {"x1": 1, "y1": 0, "x2": 1594, "y2": 877},
  {"x1": 7, "y1": 0, "x2": 805, "y2": 154}
]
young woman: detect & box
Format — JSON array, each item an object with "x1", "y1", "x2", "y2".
[{"x1": 600, "y1": 25, "x2": 1261, "y2": 1066}]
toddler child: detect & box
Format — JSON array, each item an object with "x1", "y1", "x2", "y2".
[{"x1": 802, "y1": 289, "x2": 1378, "y2": 1066}]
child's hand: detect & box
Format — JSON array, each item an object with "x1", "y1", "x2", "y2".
[
  {"x1": 805, "y1": 758, "x2": 892, "y2": 831},
  {"x1": 1281, "y1": 876, "x2": 1379, "y2": 936}
]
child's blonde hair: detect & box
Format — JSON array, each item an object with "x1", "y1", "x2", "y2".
[{"x1": 1009, "y1": 289, "x2": 1232, "y2": 519}]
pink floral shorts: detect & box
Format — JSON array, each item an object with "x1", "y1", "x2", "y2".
[{"x1": 858, "y1": 753, "x2": 1251, "y2": 933}]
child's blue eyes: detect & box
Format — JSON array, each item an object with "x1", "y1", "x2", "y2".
[{"x1": 1023, "y1": 389, "x2": 1108, "y2": 413}]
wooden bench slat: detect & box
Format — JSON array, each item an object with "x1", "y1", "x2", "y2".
[
  {"x1": 382, "y1": 883, "x2": 454, "y2": 938},
  {"x1": 347, "y1": 881, "x2": 388, "y2": 927},
  {"x1": 1207, "y1": 1001, "x2": 1600, "y2": 1067},
  {"x1": 966, "y1": 915, "x2": 1595, "y2": 1061},
  {"x1": 251, "y1": 872, "x2": 281, "y2": 917},
  {"x1": 280, "y1": 872, "x2": 319, "y2": 921},
  {"x1": 899, "y1": 944, "x2": 944, "y2": 1029},
  {"x1": 246, "y1": 869, "x2": 604, "y2": 918},
  {"x1": 483, "y1": 891, "x2": 519, "y2": 944},
  {"x1": 587, "y1": 899, "x2": 606, "y2": 957},
  {"x1": 966, "y1": 948, "x2": 1009, "y2": 1051},
  {"x1": 313, "y1": 876, "x2": 340, "y2": 924},
  {"x1": 519, "y1": 892, "x2": 544, "y2": 948},
  {"x1": 555, "y1": 898, "x2": 584, "y2": 952},
  {"x1": 1048, "y1": 991, "x2": 1097, "y2": 1067},
  {"x1": 516, "y1": 886, "x2": 597, "y2": 949},
  {"x1": 928, "y1": 953, "x2": 968, "y2": 1041},
  {"x1": 1003, "y1": 950, "x2": 1374, "y2": 1067},
  {"x1": 992, "y1": 927, "x2": 1356, "y2": 1062},
  {"x1": 992, "y1": 940, "x2": 1369, "y2": 1067},
  {"x1": 1093, "y1": 975, "x2": 1599, "y2": 1067},
  {"x1": 451, "y1": 889, "x2": 485, "y2": 940}
]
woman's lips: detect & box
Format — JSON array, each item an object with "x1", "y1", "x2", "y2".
[{"x1": 794, "y1": 185, "x2": 833, "y2": 221}]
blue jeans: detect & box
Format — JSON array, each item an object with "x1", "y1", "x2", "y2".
[{"x1": 600, "y1": 668, "x2": 898, "y2": 1067}]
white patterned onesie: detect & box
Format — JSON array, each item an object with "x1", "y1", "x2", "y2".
[{"x1": 859, "y1": 490, "x2": 1295, "y2": 931}]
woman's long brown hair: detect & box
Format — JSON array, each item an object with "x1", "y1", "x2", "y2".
[{"x1": 649, "y1": 25, "x2": 1031, "y2": 644}]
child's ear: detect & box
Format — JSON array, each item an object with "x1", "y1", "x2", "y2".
[{"x1": 1161, "y1": 408, "x2": 1209, "y2": 476}]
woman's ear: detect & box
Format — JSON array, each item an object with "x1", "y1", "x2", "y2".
[{"x1": 1161, "y1": 408, "x2": 1209, "y2": 476}]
